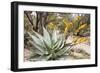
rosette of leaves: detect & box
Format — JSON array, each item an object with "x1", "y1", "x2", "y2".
[{"x1": 28, "y1": 27, "x2": 71, "y2": 61}]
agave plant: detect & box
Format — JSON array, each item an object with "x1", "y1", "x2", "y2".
[{"x1": 28, "y1": 27, "x2": 71, "y2": 61}]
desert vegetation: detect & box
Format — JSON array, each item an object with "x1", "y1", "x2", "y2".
[{"x1": 24, "y1": 11, "x2": 90, "y2": 61}]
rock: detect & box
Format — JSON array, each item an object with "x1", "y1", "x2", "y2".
[
  {"x1": 24, "y1": 48, "x2": 32, "y2": 61},
  {"x1": 71, "y1": 43, "x2": 90, "y2": 55}
]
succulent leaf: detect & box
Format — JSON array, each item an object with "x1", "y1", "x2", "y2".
[{"x1": 28, "y1": 27, "x2": 71, "y2": 60}]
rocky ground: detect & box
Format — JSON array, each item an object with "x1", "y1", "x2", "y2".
[{"x1": 24, "y1": 36, "x2": 90, "y2": 61}]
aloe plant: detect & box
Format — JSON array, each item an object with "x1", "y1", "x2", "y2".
[{"x1": 28, "y1": 27, "x2": 71, "y2": 61}]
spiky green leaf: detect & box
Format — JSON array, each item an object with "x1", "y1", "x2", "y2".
[{"x1": 43, "y1": 27, "x2": 51, "y2": 46}]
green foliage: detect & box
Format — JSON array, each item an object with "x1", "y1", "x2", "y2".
[
  {"x1": 28, "y1": 27, "x2": 71, "y2": 60},
  {"x1": 24, "y1": 11, "x2": 90, "y2": 61},
  {"x1": 62, "y1": 15, "x2": 90, "y2": 37}
]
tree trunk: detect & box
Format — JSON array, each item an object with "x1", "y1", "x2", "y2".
[{"x1": 35, "y1": 12, "x2": 48, "y2": 35}]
